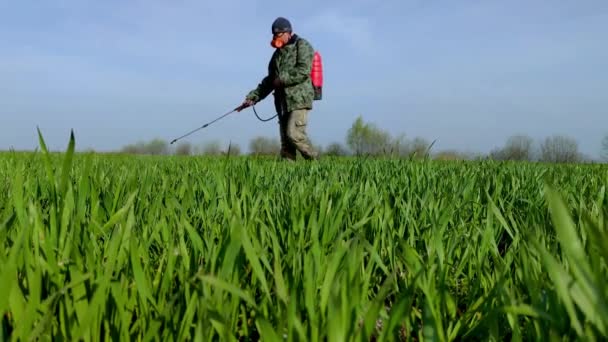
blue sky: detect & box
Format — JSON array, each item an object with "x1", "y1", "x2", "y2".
[{"x1": 1, "y1": 0, "x2": 607, "y2": 157}]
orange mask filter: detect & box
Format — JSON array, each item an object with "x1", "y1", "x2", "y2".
[{"x1": 270, "y1": 37, "x2": 285, "y2": 48}]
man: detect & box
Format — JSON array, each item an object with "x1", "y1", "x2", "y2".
[{"x1": 238, "y1": 17, "x2": 318, "y2": 161}]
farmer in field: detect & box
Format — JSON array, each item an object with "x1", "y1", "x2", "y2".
[{"x1": 238, "y1": 17, "x2": 318, "y2": 161}]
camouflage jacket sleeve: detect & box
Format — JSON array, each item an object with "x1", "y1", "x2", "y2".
[
  {"x1": 246, "y1": 74, "x2": 273, "y2": 102},
  {"x1": 246, "y1": 56, "x2": 276, "y2": 102},
  {"x1": 280, "y1": 38, "x2": 314, "y2": 87}
]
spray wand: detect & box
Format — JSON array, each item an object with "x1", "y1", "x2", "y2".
[{"x1": 169, "y1": 104, "x2": 277, "y2": 145}]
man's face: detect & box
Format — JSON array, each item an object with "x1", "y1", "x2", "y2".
[{"x1": 271, "y1": 31, "x2": 291, "y2": 48}]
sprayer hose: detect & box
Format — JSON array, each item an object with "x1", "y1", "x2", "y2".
[{"x1": 252, "y1": 105, "x2": 278, "y2": 122}]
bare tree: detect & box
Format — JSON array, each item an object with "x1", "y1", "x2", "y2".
[
  {"x1": 540, "y1": 134, "x2": 581, "y2": 163},
  {"x1": 145, "y1": 138, "x2": 169, "y2": 155},
  {"x1": 201, "y1": 140, "x2": 222, "y2": 155},
  {"x1": 249, "y1": 136, "x2": 281, "y2": 155},
  {"x1": 175, "y1": 142, "x2": 192, "y2": 156},
  {"x1": 489, "y1": 134, "x2": 534, "y2": 161},
  {"x1": 224, "y1": 142, "x2": 242, "y2": 156},
  {"x1": 121, "y1": 143, "x2": 142, "y2": 154},
  {"x1": 388, "y1": 133, "x2": 409, "y2": 157},
  {"x1": 120, "y1": 138, "x2": 169, "y2": 155},
  {"x1": 324, "y1": 142, "x2": 349, "y2": 156},
  {"x1": 433, "y1": 150, "x2": 473, "y2": 161},
  {"x1": 409, "y1": 137, "x2": 433, "y2": 159},
  {"x1": 506, "y1": 134, "x2": 534, "y2": 160}
]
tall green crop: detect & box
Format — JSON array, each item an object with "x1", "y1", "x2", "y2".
[{"x1": 1, "y1": 131, "x2": 607, "y2": 341}]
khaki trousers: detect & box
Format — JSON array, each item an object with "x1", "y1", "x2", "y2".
[{"x1": 278, "y1": 109, "x2": 317, "y2": 160}]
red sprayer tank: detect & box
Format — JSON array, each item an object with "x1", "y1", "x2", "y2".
[{"x1": 311, "y1": 51, "x2": 323, "y2": 100}]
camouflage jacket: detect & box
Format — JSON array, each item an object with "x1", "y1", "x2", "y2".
[{"x1": 246, "y1": 34, "x2": 315, "y2": 114}]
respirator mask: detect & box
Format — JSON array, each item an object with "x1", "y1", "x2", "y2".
[
  {"x1": 270, "y1": 32, "x2": 288, "y2": 48},
  {"x1": 270, "y1": 37, "x2": 285, "y2": 48}
]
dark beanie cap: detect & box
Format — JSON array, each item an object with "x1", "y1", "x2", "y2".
[{"x1": 272, "y1": 17, "x2": 292, "y2": 34}]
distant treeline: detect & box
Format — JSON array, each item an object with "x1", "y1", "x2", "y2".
[{"x1": 116, "y1": 115, "x2": 607, "y2": 163}]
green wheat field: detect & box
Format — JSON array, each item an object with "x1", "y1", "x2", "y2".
[{"x1": 1, "y1": 130, "x2": 607, "y2": 341}]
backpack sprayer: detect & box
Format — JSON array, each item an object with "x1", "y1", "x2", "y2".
[{"x1": 170, "y1": 51, "x2": 323, "y2": 145}]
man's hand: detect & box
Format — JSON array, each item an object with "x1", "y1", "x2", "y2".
[{"x1": 236, "y1": 99, "x2": 255, "y2": 112}]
